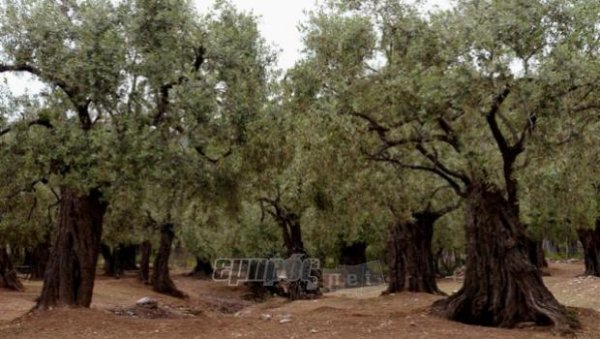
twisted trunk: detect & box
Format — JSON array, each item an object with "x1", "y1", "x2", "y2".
[
  {"x1": 576, "y1": 221, "x2": 600, "y2": 277},
  {"x1": 152, "y1": 224, "x2": 185, "y2": 298},
  {"x1": 280, "y1": 212, "x2": 305, "y2": 257},
  {"x1": 386, "y1": 212, "x2": 442, "y2": 295},
  {"x1": 258, "y1": 201, "x2": 321, "y2": 300},
  {"x1": 0, "y1": 247, "x2": 23, "y2": 291},
  {"x1": 433, "y1": 182, "x2": 576, "y2": 331},
  {"x1": 37, "y1": 188, "x2": 107, "y2": 309},
  {"x1": 278, "y1": 213, "x2": 321, "y2": 299},
  {"x1": 138, "y1": 241, "x2": 151, "y2": 284}
]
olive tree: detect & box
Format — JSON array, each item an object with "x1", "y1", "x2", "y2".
[
  {"x1": 298, "y1": 0, "x2": 600, "y2": 330},
  {"x1": 0, "y1": 0, "x2": 273, "y2": 308}
]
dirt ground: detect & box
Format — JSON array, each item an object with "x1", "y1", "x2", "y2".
[{"x1": 1, "y1": 261, "x2": 600, "y2": 338}]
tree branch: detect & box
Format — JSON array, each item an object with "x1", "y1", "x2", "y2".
[
  {"x1": 349, "y1": 111, "x2": 390, "y2": 141},
  {"x1": 486, "y1": 86, "x2": 512, "y2": 155},
  {"x1": 415, "y1": 143, "x2": 470, "y2": 185},
  {"x1": 153, "y1": 46, "x2": 206, "y2": 125},
  {"x1": 371, "y1": 155, "x2": 465, "y2": 197},
  {"x1": 0, "y1": 117, "x2": 53, "y2": 137},
  {"x1": 4, "y1": 178, "x2": 48, "y2": 201},
  {"x1": 436, "y1": 116, "x2": 462, "y2": 153},
  {"x1": 1, "y1": 62, "x2": 92, "y2": 129}
]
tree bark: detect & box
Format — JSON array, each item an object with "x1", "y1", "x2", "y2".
[
  {"x1": 576, "y1": 220, "x2": 600, "y2": 277},
  {"x1": 386, "y1": 212, "x2": 442, "y2": 295},
  {"x1": 139, "y1": 241, "x2": 152, "y2": 284},
  {"x1": 36, "y1": 188, "x2": 107, "y2": 309},
  {"x1": 277, "y1": 212, "x2": 321, "y2": 299},
  {"x1": 258, "y1": 199, "x2": 322, "y2": 299},
  {"x1": 279, "y1": 212, "x2": 305, "y2": 257},
  {"x1": 432, "y1": 182, "x2": 576, "y2": 331},
  {"x1": 0, "y1": 246, "x2": 24, "y2": 291},
  {"x1": 151, "y1": 224, "x2": 185, "y2": 298}
]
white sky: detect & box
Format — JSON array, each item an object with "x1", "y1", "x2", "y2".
[
  {"x1": 195, "y1": 0, "x2": 453, "y2": 70},
  {"x1": 2, "y1": 0, "x2": 453, "y2": 96}
]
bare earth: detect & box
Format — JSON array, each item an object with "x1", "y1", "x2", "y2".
[{"x1": 1, "y1": 262, "x2": 600, "y2": 339}]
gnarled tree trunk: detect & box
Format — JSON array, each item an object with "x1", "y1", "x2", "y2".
[
  {"x1": 36, "y1": 188, "x2": 107, "y2": 309},
  {"x1": 278, "y1": 212, "x2": 321, "y2": 300},
  {"x1": 386, "y1": 212, "x2": 442, "y2": 295},
  {"x1": 576, "y1": 220, "x2": 600, "y2": 277},
  {"x1": 139, "y1": 240, "x2": 151, "y2": 284},
  {"x1": 433, "y1": 182, "x2": 576, "y2": 331},
  {"x1": 0, "y1": 246, "x2": 24, "y2": 291},
  {"x1": 152, "y1": 224, "x2": 185, "y2": 298},
  {"x1": 259, "y1": 199, "x2": 321, "y2": 300},
  {"x1": 280, "y1": 212, "x2": 305, "y2": 257}
]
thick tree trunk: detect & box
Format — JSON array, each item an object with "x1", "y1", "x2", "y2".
[
  {"x1": 432, "y1": 182, "x2": 576, "y2": 331},
  {"x1": 0, "y1": 247, "x2": 24, "y2": 291},
  {"x1": 258, "y1": 200, "x2": 321, "y2": 300},
  {"x1": 36, "y1": 188, "x2": 107, "y2": 309},
  {"x1": 386, "y1": 212, "x2": 442, "y2": 295},
  {"x1": 188, "y1": 257, "x2": 213, "y2": 277},
  {"x1": 152, "y1": 224, "x2": 185, "y2": 298},
  {"x1": 280, "y1": 213, "x2": 305, "y2": 257},
  {"x1": 386, "y1": 223, "x2": 406, "y2": 294},
  {"x1": 339, "y1": 241, "x2": 367, "y2": 266},
  {"x1": 576, "y1": 221, "x2": 600, "y2": 277},
  {"x1": 279, "y1": 214, "x2": 321, "y2": 300},
  {"x1": 138, "y1": 241, "x2": 151, "y2": 284}
]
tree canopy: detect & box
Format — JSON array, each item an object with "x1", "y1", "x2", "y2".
[{"x1": 1, "y1": 0, "x2": 600, "y2": 332}]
